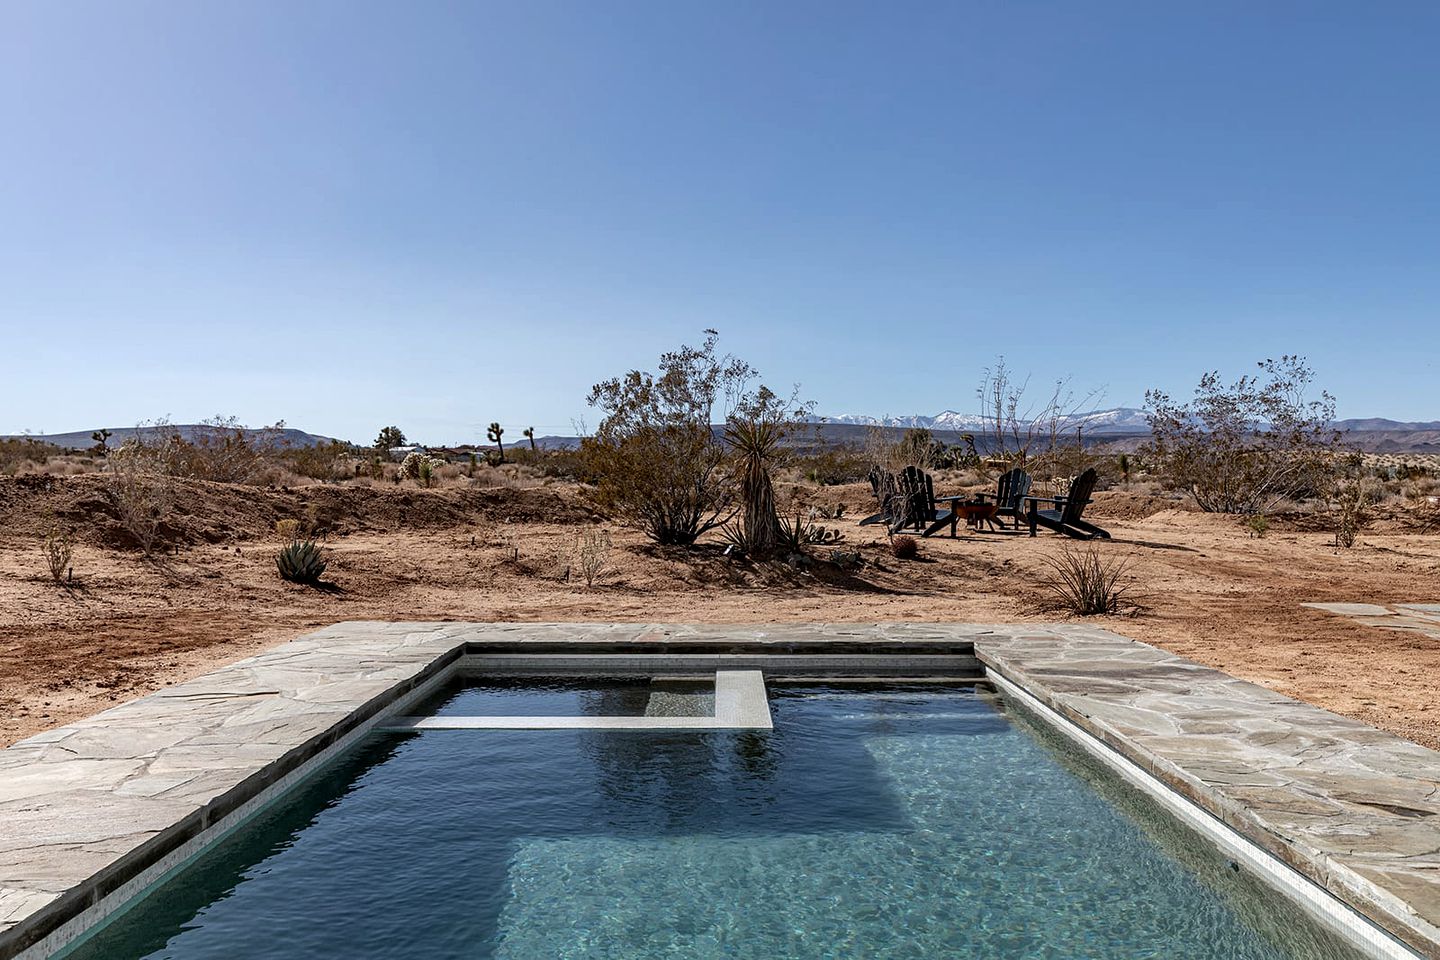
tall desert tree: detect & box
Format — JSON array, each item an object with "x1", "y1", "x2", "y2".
[
  {"x1": 1142, "y1": 356, "x2": 1347, "y2": 514},
  {"x1": 583, "y1": 331, "x2": 758, "y2": 545},
  {"x1": 374, "y1": 426, "x2": 406, "y2": 460},
  {"x1": 487, "y1": 423, "x2": 506, "y2": 463}
]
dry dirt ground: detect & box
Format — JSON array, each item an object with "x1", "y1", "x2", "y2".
[{"x1": 2, "y1": 476, "x2": 1439, "y2": 750}]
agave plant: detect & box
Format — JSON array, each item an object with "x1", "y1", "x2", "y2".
[
  {"x1": 777, "y1": 510, "x2": 845, "y2": 551},
  {"x1": 276, "y1": 539, "x2": 327, "y2": 584}
]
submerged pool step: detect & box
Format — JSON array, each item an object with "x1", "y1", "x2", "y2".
[{"x1": 381, "y1": 670, "x2": 774, "y2": 732}]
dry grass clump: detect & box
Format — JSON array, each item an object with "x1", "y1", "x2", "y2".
[
  {"x1": 1040, "y1": 545, "x2": 1133, "y2": 615},
  {"x1": 41, "y1": 522, "x2": 74, "y2": 583},
  {"x1": 573, "y1": 527, "x2": 613, "y2": 588}
]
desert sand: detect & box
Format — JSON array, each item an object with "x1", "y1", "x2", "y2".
[{"x1": 2, "y1": 475, "x2": 1438, "y2": 749}]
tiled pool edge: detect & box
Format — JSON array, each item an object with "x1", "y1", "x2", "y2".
[
  {"x1": 0, "y1": 625, "x2": 470, "y2": 960},
  {"x1": 2, "y1": 622, "x2": 1438, "y2": 960},
  {"x1": 977, "y1": 630, "x2": 1440, "y2": 960},
  {"x1": 988, "y1": 671, "x2": 1418, "y2": 960}
]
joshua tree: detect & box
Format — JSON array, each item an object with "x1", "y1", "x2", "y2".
[
  {"x1": 523, "y1": 427, "x2": 537, "y2": 452},
  {"x1": 487, "y1": 423, "x2": 506, "y2": 463},
  {"x1": 90, "y1": 428, "x2": 113, "y2": 456},
  {"x1": 374, "y1": 426, "x2": 406, "y2": 461}
]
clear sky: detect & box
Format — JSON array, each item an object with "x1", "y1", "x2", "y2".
[{"x1": 3, "y1": 1, "x2": 1438, "y2": 444}]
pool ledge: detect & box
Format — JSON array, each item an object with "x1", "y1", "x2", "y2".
[
  {"x1": 977, "y1": 627, "x2": 1440, "y2": 959},
  {"x1": 2, "y1": 622, "x2": 1439, "y2": 959}
]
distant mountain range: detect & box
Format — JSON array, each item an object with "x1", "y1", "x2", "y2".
[
  {"x1": 811, "y1": 408, "x2": 1440, "y2": 436},
  {"x1": 809, "y1": 408, "x2": 1154, "y2": 433},
  {"x1": 3, "y1": 425, "x2": 341, "y2": 450},
  {"x1": 12, "y1": 410, "x2": 1440, "y2": 455}
]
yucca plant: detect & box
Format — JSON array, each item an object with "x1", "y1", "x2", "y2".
[
  {"x1": 724, "y1": 400, "x2": 788, "y2": 558},
  {"x1": 276, "y1": 539, "x2": 327, "y2": 584}
]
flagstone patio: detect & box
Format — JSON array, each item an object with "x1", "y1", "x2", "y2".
[{"x1": 1, "y1": 622, "x2": 1438, "y2": 959}]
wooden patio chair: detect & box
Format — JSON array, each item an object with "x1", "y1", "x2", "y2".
[
  {"x1": 858, "y1": 468, "x2": 900, "y2": 526},
  {"x1": 889, "y1": 466, "x2": 956, "y2": 538},
  {"x1": 975, "y1": 467, "x2": 1031, "y2": 530},
  {"x1": 1025, "y1": 468, "x2": 1111, "y2": 540}
]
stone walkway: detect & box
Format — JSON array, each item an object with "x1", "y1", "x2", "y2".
[
  {"x1": 1305, "y1": 603, "x2": 1440, "y2": 640},
  {"x1": 979, "y1": 626, "x2": 1440, "y2": 958},
  {"x1": 2, "y1": 622, "x2": 1439, "y2": 958}
]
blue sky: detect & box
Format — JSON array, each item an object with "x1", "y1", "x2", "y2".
[{"x1": 3, "y1": 1, "x2": 1437, "y2": 443}]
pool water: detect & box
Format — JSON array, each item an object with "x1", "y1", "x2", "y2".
[{"x1": 61, "y1": 684, "x2": 1369, "y2": 959}]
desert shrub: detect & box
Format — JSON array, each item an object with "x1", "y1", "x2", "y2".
[
  {"x1": 42, "y1": 522, "x2": 74, "y2": 583},
  {"x1": 573, "y1": 527, "x2": 612, "y2": 588},
  {"x1": 1333, "y1": 482, "x2": 1369, "y2": 549},
  {"x1": 584, "y1": 331, "x2": 762, "y2": 545},
  {"x1": 1245, "y1": 514, "x2": 1269, "y2": 539},
  {"x1": 0, "y1": 437, "x2": 64, "y2": 475},
  {"x1": 1142, "y1": 357, "x2": 1348, "y2": 514},
  {"x1": 275, "y1": 440, "x2": 351, "y2": 481},
  {"x1": 1041, "y1": 545, "x2": 1132, "y2": 615},
  {"x1": 275, "y1": 518, "x2": 300, "y2": 540},
  {"x1": 104, "y1": 439, "x2": 174, "y2": 555},
  {"x1": 276, "y1": 540, "x2": 327, "y2": 584},
  {"x1": 794, "y1": 445, "x2": 870, "y2": 485},
  {"x1": 304, "y1": 500, "x2": 344, "y2": 537},
  {"x1": 890, "y1": 535, "x2": 919, "y2": 560}
]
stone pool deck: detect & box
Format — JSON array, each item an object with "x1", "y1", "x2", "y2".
[{"x1": 1, "y1": 622, "x2": 1438, "y2": 958}]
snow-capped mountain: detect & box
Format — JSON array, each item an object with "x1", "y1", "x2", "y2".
[{"x1": 810, "y1": 407, "x2": 1152, "y2": 434}]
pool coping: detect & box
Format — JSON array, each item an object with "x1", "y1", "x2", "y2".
[{"x1": 1, "y1": 622, "x2": 1438, "y2": 959}]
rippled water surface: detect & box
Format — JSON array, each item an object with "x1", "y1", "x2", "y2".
[{"x1": 62, "y1": 683, "x2": 1369, "y2": 959}]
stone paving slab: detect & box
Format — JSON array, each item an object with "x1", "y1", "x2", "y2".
[
  {"x1": 1305, "y1": 602, "x2": 1440, "y2": 641},
  {"x1": 2, "y1": 621, "x2": 1439, "y2": 958},
  {"x1": 977, "y1": 626, "x2": 1440, "y2": 958}
]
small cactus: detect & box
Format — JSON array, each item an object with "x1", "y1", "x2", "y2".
[
  {"x1": 890, "y1": 535, "x2": 919, "y2": 560},
  {"x1": 276, "y1": 540, "x2": 327, "y2": 584}
]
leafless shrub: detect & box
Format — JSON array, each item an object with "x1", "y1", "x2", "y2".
[
  {"x1": 42, "y1": 522, "x2": 74, "y2": 583},
  {"x1": 275, "y1": 518, "x2": 300, "y2": 540},
  {"x1": 104, "y1": 439, "x2": 174, "y2": 555},
  {"x1": 976, "y1": 357, "x2": 1104, "y2": 481},
  {"x1": 573, "y1": 528, "x2": 612, "y2": 588},
  {"x1": 1143, "y1": 356, "x2": 1349, "y2": 514},
  {"x1": 1334, "y1": 482, "x2": 1369, "y2": 549},
  {"x1": 1040, "y1": 545, "x2": 1133, "y2": 615}
]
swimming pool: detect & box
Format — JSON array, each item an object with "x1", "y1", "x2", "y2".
[{"x1": 57, "y1": 681, "x2": 1370, "y2": 959}]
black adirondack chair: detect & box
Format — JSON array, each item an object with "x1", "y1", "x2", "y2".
[
  {"x1": 975, "y1": 467, "x2": 1031, "y2": 530},
  {"x1": 890, "y1": 466, "x2": 956, "y2": 537},
  {"x1": 859, "y1": 468, "x2": 899, "y2": 526},
  {"x1": 1026, "y1": 468, "x2": 1111, "y2": 540}
]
